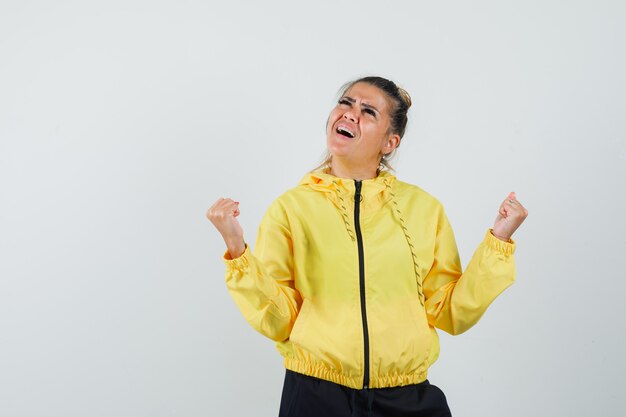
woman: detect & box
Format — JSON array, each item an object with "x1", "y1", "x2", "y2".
[{"x1": 206, "y1": 76, "x2": 528, "y2": 417}]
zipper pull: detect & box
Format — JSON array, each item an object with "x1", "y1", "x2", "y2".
[{"x1": 354, "y1": 180, "x2": 362, "y2": 203}]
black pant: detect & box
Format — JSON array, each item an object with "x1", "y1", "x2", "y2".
[{"x1": 279, "y1": 369, "x2": 452, "y2": 417}]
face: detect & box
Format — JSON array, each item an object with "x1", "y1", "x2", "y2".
[{"x1": 326, "y1": 82, "x2": 400, "y2": 167}]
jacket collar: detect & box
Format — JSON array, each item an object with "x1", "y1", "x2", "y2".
[{"x1": 299, "y1": 169, "x2": 396, "y2": 200}]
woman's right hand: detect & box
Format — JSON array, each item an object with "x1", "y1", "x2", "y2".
[{"x1": 206, "y1": 198, "x2": 246, "y2": 258}]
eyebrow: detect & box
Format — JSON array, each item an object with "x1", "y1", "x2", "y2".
[{"x1": 341, "y1": 96, "x2": 380, "y2": 115}]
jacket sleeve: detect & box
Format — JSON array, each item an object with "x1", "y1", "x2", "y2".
[
  {"x1": 222, "y1": 199, "x2": 302, "y2": 342},
  {"x1": 423, "y1": 208, "x2": 516, "y2": 335}
]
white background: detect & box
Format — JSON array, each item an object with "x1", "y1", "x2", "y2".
[{"x1": 1, "y1": 1, "x2": 625, "y2": 416}]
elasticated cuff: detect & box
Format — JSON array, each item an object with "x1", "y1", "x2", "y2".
[
  {"x1": 485, "y1": 229, "x2": 516, "y2": 255},
  {"x1": 222, "y1": 244, "x2": 250, "y2": 269}
]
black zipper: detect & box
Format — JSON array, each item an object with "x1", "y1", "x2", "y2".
[{"x1": 354, "y1": 180, "x2": 370, "y2": 389}]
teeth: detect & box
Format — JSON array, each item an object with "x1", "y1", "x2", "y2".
[{"x1": 337, "y1": 126, "x2": 354, "y2": 138}]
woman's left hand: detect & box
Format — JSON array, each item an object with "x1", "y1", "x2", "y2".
[{"x1": 492, "y1": 192, "x2": 528, "y2": 241}]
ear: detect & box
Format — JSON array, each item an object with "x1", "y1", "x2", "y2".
[{"x1": 382, "y1": 133, "x2": 401, "y2": 155}]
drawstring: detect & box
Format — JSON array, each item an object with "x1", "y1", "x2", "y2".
[
  {"x1": 330, "y1": 179, "x2": 424, "y2": 306},
  {"x1": 367, "y1": 389, "x2": 374, "y2": 416},
  {"x1": 332, "y1": 180, "x2": 356, "y2": 241},
  {"x1": 350, "y1": 388, "x2": 375, "y2": 417},
  {"x1": 385, "y1": 183, "x2": 425, "y2": 306}
]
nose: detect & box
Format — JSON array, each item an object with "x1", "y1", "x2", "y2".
[{"x1": 343, "y1": 109, "x2": 358, "y2": 123}]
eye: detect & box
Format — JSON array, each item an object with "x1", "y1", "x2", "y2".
[
  {"x1": 363, "y1": 108, "x2": 376, "y2": 117},
  {"x1": 338, "y1": 98, "x2": 351, "y2": 106}
]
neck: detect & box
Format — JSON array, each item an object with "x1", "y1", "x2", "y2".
[{"x1": 329, "y1": 158, "x2": 379, "y2": 181}]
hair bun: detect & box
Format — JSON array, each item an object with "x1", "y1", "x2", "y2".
[{"x1": 397, "y1": 87, "x2": 412, "y2": 109}]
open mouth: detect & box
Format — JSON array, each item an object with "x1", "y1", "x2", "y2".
[{"x1": 336, "y1": 126, "x2": 355, "y2": 139}]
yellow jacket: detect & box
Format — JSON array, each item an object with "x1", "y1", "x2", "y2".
[{"x1": 223, "y1": 170, "x2": 515, "y2": 389}]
